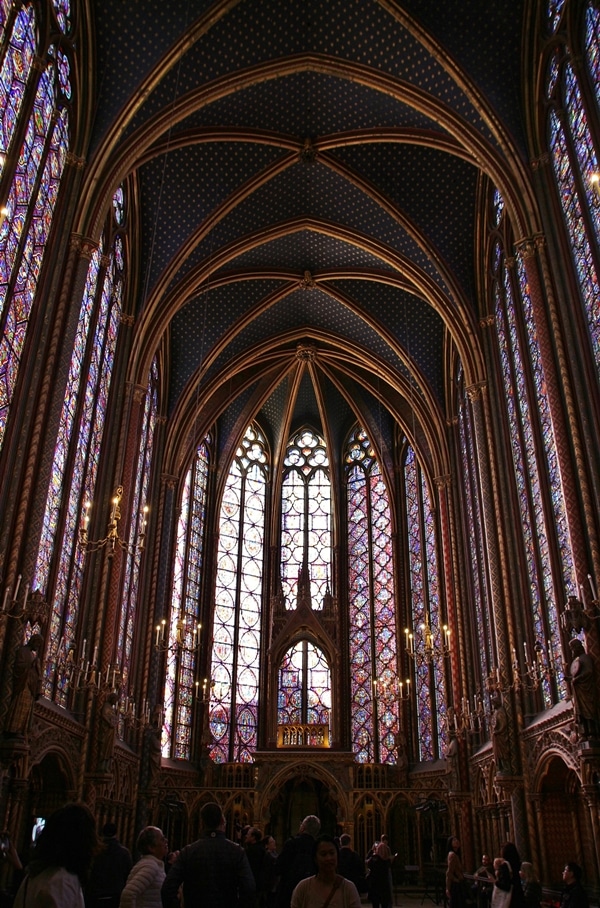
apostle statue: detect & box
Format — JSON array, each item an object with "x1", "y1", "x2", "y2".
[
  {"x1": 97, "y1": 691, "x2": 119, "y2": 772},
  {"x1": 3, "y1": 633, "x2": 44, "y2": 740},
  {"x1": 568, "y1": 638, "x2": 600, "y2": 739},
  {"x1": 491, "y1": 694, "x2": 511, "y2": 774}
]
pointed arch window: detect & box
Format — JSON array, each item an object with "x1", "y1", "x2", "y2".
[
  {"x1": 546, "y1": 2, "x2": 600, "y2": 380},
  {"x1": 162, "y1": 437, "x2": 210, "y2": 760},
  {"x1": 0, "y1": 5, "x2": 72, "y2": 452},
  {"x1": 278, "y1": 640, "x2": 331, "y2": 729},
  {"x1": 33, "y1": 188, "x2": 126, "y2": 704},
  {"x1": 117, "y1": 357, "x2": 159, "y2": 697},
  {"x1": 346, "y1": 426, "x2": 400, "y2": 764},
  {"x1": 281, "y1": 428, "x2": 331, "y2": 609},
  {"x1": 208, "y1": 424, "x2": 267, "y2": 763},
  {"x1": 404, "y1": 446, "x2": 447, "y2": 762},
  {"x1": 490, "y1": 190, "x2": 567, "y2": 705}
]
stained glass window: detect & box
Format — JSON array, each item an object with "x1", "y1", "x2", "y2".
[
  {"x1": 547, "y1": 10, "x2": 600, "y2": 381},
  {"x1": 491, "y1": 195, "x2": 567, "y2": 704},
  {"x1": 0, "y1": 29, "x2": 71, "y2": 453},
  {"x1": 456, "y1": 367, "x2": 494, "y2": 700},
  {"x1": 281, "y1": 429, "x2": 331, "y2": 609},
  {"x1": 346, "y1": 426, "x2": 400, "y2": 764},
  {"x1": 33, "y1": 189, "x2": 125, "y2": 704},
  {"x1": 162, "y1": 438, "x2": 210, "y2": 760},
  {"x1": 208, "y1": 424, "x2": 267, "y2": 763},
  {"x1": 278, "y1": 641, "x2": 331, "y2": 727},
  {"x1": 117, "y1": 358, "x2": 158, "y2": 701},
  {"x1": 404, "y1": 446, "x2": 447, "y2": 761}
]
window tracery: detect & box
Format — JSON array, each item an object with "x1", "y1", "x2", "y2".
[{"x1": 208, "y1": 424, "x2": 267, "y2": 763}]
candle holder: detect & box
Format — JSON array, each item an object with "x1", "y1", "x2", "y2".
[
  {"x1": 154, "y1": 616, "x2": 202, "y2": 655},
  {"x1": 79, "y1": 486, "x2": 148, "y2": 556},
  {"x1": 405, "y1": 615, "x2": 451, "y2": 666}
]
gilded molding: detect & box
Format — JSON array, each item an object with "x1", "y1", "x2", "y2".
[
  {"x1": 296, "y1": 342, "x2": 316, "y2": 361},
  {"x1": 299, "y1": 270, "x2": 317, "y2": 290},
  {"x1": 465, "y1": 381, "x2": 486, "y2": 402},
  {"x1": 479, "y1": 315, "x2": 495, "y2": 329}
]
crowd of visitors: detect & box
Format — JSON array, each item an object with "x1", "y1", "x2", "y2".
[{"x1": 0, "y1": 800, "x2": 594, "y2": 908}]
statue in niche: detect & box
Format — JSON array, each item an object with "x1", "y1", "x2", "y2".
[
  {"x1": 3, "y1": 634, "x2": 44, "y2": 740},
  {"x1": 97, "y1": 691, "x2": 119, "y2": 772},
  {"x1": 568, "y1": 638, "x2": 600, "y2": 739},
  {"x1": 445, "y1": 731, "x2": 460, "y2": 790},
  {"x1": 147, "y1": 706, "x2": 162, "y2": 789},
  {"x1": 490, "y1": 694, "x2": 511, "y2": 774}
]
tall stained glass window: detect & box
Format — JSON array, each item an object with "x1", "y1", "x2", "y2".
[
  {"x1": 490, "y1": 189, "x2": 567, "y2": 705},
  {"x1": 117, "y1": 357, "x2": 159, "y2": 699},
  {"x1": 162, "y1": 438, "x2": 210, "y2": 760},
  {"x1": 456, "y1": 366, "x2": 494, "y2": 692},
  {"x1": 346, "y1": 426, "x2": 400, "y2": 764},
  {"x1": 0, "y1": 3, "x2": 72, "y2": 452},
  {"x1": 546, "y1": 2, "x2": 600, "y2": 380},
  {"x1": 208, "y1": 424, "x2": 267, "y2": 763},
  {"x1": 404, "y1": 446, "x2": 447, "y2": 762},
  {"x1": 33, "y1": 188, "x2": 126, "y2": 704},
  {"x1": 281, "y1": 429, "x2": 331, "y2": 609}
]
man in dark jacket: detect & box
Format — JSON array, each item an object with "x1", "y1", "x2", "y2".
[
  {"x1": 561, "y1": 863, "x2": 589, "y2": 908},
  {"x1": 86, "y1": 822, "x2": 132, "y2": 908},
  {"x1": 338, "y1": 834, "x2": 366, "y2": 893},
  {"x1": 161, "y1": 801, "x2": 255, "y2": 908},
  {"x1": 274, "y1": 815, "x2": 320, "y2": 908}
]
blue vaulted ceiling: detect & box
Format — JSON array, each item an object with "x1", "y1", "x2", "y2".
[{"x1": 88, "y1": 0, "x2": 528, "y2": 470}]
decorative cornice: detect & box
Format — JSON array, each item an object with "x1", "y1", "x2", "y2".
[{"x1": 479, "y1": 314, "x2": 495, "y2": 329}]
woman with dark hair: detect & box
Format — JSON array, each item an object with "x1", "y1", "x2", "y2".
[
  {"x1": 290, "y1": 835, "x2": 361, "y2": 908},
  {"x1": 501, "y1": 844, "x2": 524, "y2": 908},
  {"x1": 446, "y1": 837, "x2": 466, "y2": 908},
  {"x1": 13, "y1": 803, "x2": 99, "y2": 908}
]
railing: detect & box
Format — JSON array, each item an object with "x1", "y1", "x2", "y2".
[{"x1": 277, "y1": 723, "x2": 330, "y2": 747}]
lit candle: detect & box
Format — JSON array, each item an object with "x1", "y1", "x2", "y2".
[
  {"x1": 82, "y1": 638, "x2": 87, "y2": 661},
  {"x1": 12, "y1": 574, "x2": 21, "y2": 601},
  {"x1": 524, "y1": 641, "x2": 528, "y2": 663},
  {"x1": 21, "y1": 583, "x2": 28, "y2": 612},
  {"x1": 92, "y1": 645, "x2": 98, "y2": 665},
  {"x1": 2, "y1": 587, "x2": 10, "y2": 612},
  {"x1": 579, "y1": 584, "x2": 585, "y2": 603},
  {"x1": 588, "y1": 574, "x2": 597, "y2": 601},
  {"x1": 155, "y1": 625, "x2": 160, "y2": 646}
]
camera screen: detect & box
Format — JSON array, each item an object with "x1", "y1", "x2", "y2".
[{"x1": 32, "y1": 818, "x2": 45, "y2": 843}]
